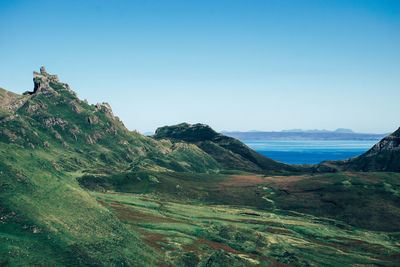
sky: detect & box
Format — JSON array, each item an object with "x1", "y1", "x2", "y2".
[{"x1": 0, "y1": 0, "x2": 399, "y2": 134}]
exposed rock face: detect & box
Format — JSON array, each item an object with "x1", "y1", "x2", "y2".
[
  {"x1": 316, "y1": 127, "x2": 400, "y2": 172},
  {"x1": 43, "y1": 117, "x2": 69, "y2": 128},
  {"x1": 27, "y1": 66, "x2": 76, "y2": 97},
  {"x1": 25, "y1": 100, "x2": 48, "y2": 114},
  {"x1": 0, "y1": 88, "x2": 29, "y2": 112},
  {"x1": 95, "y1": 102, "x2": 114, "y2": 118},
  {"x1": 368, "y1": 128, "x2": 400, "y2": 153},
  {"x1": 87, "y1": 116, "x2": 99, "y2": 125},
  {"x1": 69, "y1": 100, "x2": 83, "y2": 113},
  {"x1": 0, "y1": 115, "x2": 20, "y2": 124},
  {"x1": 1, "y1": 129, "x2": 20, "y2": 142}
]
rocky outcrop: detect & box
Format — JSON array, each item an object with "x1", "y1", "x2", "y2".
[
  {"x1": 367, "y1": 128, "x2": 400, "y2": 154},
  {"x1": 69, "y1": 100, "x2": 83, "y2": 113},
  {"x1": 0, "y1": 115, "x2": 20, "y2": 124},
  {"x1": 95, "y1": 102, "x2": 114, "y2": 118},
  {"x1": 316, "y1": 127, "x2": 400, "y2": 172},
  {"x1": 25, "y1": 66, "x2": 77, "y2": 97},
  {"x1": 25, "y1": 100, "x2": 48, "y2": 114},
  {"x1": 87, "y1": 116, "x2": 99, "y2": 125},
  {"x1": 0, "y1": 88, "x2": 29, "y2": 112},
  {"x1": 43, "y1": 117, "x2": 69, "y2": 128},
  {"x1": 1, "y1": 128, "x2": 20, "y2": 142}
]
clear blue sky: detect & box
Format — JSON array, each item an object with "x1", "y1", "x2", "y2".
[{"x1": 0, "y1": 0, "x2": 399, "y2": 133}]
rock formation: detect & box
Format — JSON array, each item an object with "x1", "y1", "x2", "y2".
[
  {"x1": 25, "y1": 66, "x2": 76, "y2": 96},
  {"x1": 95, "y1": 102, "x2": 114, "y2": 118}
]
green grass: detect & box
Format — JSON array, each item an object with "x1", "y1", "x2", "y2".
[
  {"x1": 0, "y1": 145, "x2": 156, "y2": 266},
  {"x1": 79, "y1": 170, "x2": 400, "y2": 231},
  {"x1": 90, "y1": 191, "x2": 400, "y2": 266},
  {"x1": 0, "y1": 109, "x2": 11, "y2": 120},
  {"x1": 1, "y1": 81, "x2": 400, "y2": 266},
  {"x1": 263, "y1": 172, "x2": 400, "y2": 231}
]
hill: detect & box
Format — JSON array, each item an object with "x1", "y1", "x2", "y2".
[
  {"x1": 0, "y1": 67, "x2": 222, "y2": 265},
  {"x1": 153, "y1": 123, "x2": 303, "y2": 174},
  {"x1": 1, "y1": 67, "x2": 400, "y2": 266},
  {"x1": 0, "y1": 67, "x2": 221, "y2": 174},
  {"x1": 316, "y1": 128, "x2": 400, "y2": 172}
]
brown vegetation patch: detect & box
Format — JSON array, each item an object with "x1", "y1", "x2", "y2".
[
  {"x1": 264, "y1": 176, "x2": 314, "y2": 191},
  {"x1": 109, "y1": 202, "x2": 182, "y2": 223},
  {"x1": 219, "y1": 175, "x2": 267, "y2": 188},
  {"x1": 141, "y1": 231, "x2": 174, "y2": 251},
  {"x1": 240, "y1": 219, "x2": 283, "y2": 226},
  {"x1": 198, "y1": 216, "x2": 280, "y2": 227},
  {"x1": 96, "y1": 199, "x2": 109, "y2": 207},
  {"x1": 183, "y1": 237, "x2": 289, "y2": 266},
  {"x1": 139, "y1": 198, "x2": 163, "y2": 206},
  {"x1": 134, "y1": 228, "x2": 176, "y2": 267},
  {"x1": 143, "y1": 233, "x2": 170, "y2": 250},
  {"x1": 343, "y1": 172, "x2": 381, "y2": 182},
  {"x1": 219, "y1": 174, "x2": 310, "y2": 190},
  {"x1": 308, "y1": 235, "x2": 400, "y2": 262},
  {"x1": 183, "y1": 238, "x2": 241, "y2": 254},
  {"x1": 330, "y1": 236, "x2": 400, "y2": 262}
]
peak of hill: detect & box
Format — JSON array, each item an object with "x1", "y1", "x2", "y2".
[
  {"x1": 154, "y1": 123, "x2": 302, "y2": 173},
  {"x1": 155, "y1": 123, "x2": 219, "y2": 142},
  {"x1": 316, "y1": 127, "x2": 400, "y2": 172},
  {"x1": 26, "y1": 66, "x2": 77, "y2": 97},
  {"x1": 0, "y1": 67, "x2": 221, "y2": 174}
]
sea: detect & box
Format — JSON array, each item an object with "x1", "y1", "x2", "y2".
[{"x1": 242, "y1": 140, "x2": 379, "y2": 165}]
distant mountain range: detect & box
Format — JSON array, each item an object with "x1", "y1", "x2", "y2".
[
  {"x1": 281, "y1": 128, "x2": 354, "y2": 133},
  {"x1": 221, "y1": 129, "x2": 387, "y2": 141}
]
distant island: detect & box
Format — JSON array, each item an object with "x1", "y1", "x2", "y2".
[
  {"x1": 281, "y1": 128, "x2": 354, "y2": 133},
  {"x1": 221, "y1": 129, "x2": 388, "y2": 141}
]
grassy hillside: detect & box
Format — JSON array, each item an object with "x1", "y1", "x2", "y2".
[
  {"x1": 80, "y1": 172, "x2": 400, "y2": 266},
  {"x1": 1, "y1": 69, "x2": 400, "y2": 266},
  {"x1": 1, "y1": 89, "x2": 220, "y2": 174},
  {"x1": 153, "y1": 123, "x2": 304, "y2": 174},
  {"x1": 316, "y1": 128, "x2": 400, "y2": 172},
  {"x1": 0, "y1": 144, "x2": 156, "y2": 266},
  {"x1": 79, "y1": 170, "x2": 400, "y2": 232},
  {"x1": 0, "y1": 70, "x2": 222, "y2": 265}
]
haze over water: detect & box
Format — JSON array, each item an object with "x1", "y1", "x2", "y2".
[{"x1": 243, "y1": 140, "x2": 379, "y2": 165}]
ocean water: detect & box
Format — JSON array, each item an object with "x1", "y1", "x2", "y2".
[{"x1": 242, "y1": 140, "x2": 379, "y2": 165}]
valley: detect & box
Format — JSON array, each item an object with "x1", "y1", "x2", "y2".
[
  {"x1": 87, "y1": 172, "x2": 400, "y2": 266},
  {"x1": 1, "y1": 68, "x2": 400, "y2": 266}
]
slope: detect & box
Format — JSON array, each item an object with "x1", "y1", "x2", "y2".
[
  {"x1": 316, "y1": 127, "x2": 400, "y2": 172},
  {"x1": 153, "y1": 123, "x2": 303, "y2": 173},
  {"x1": 0, "y1": 67, "x2": 221, "y2": 266}
]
